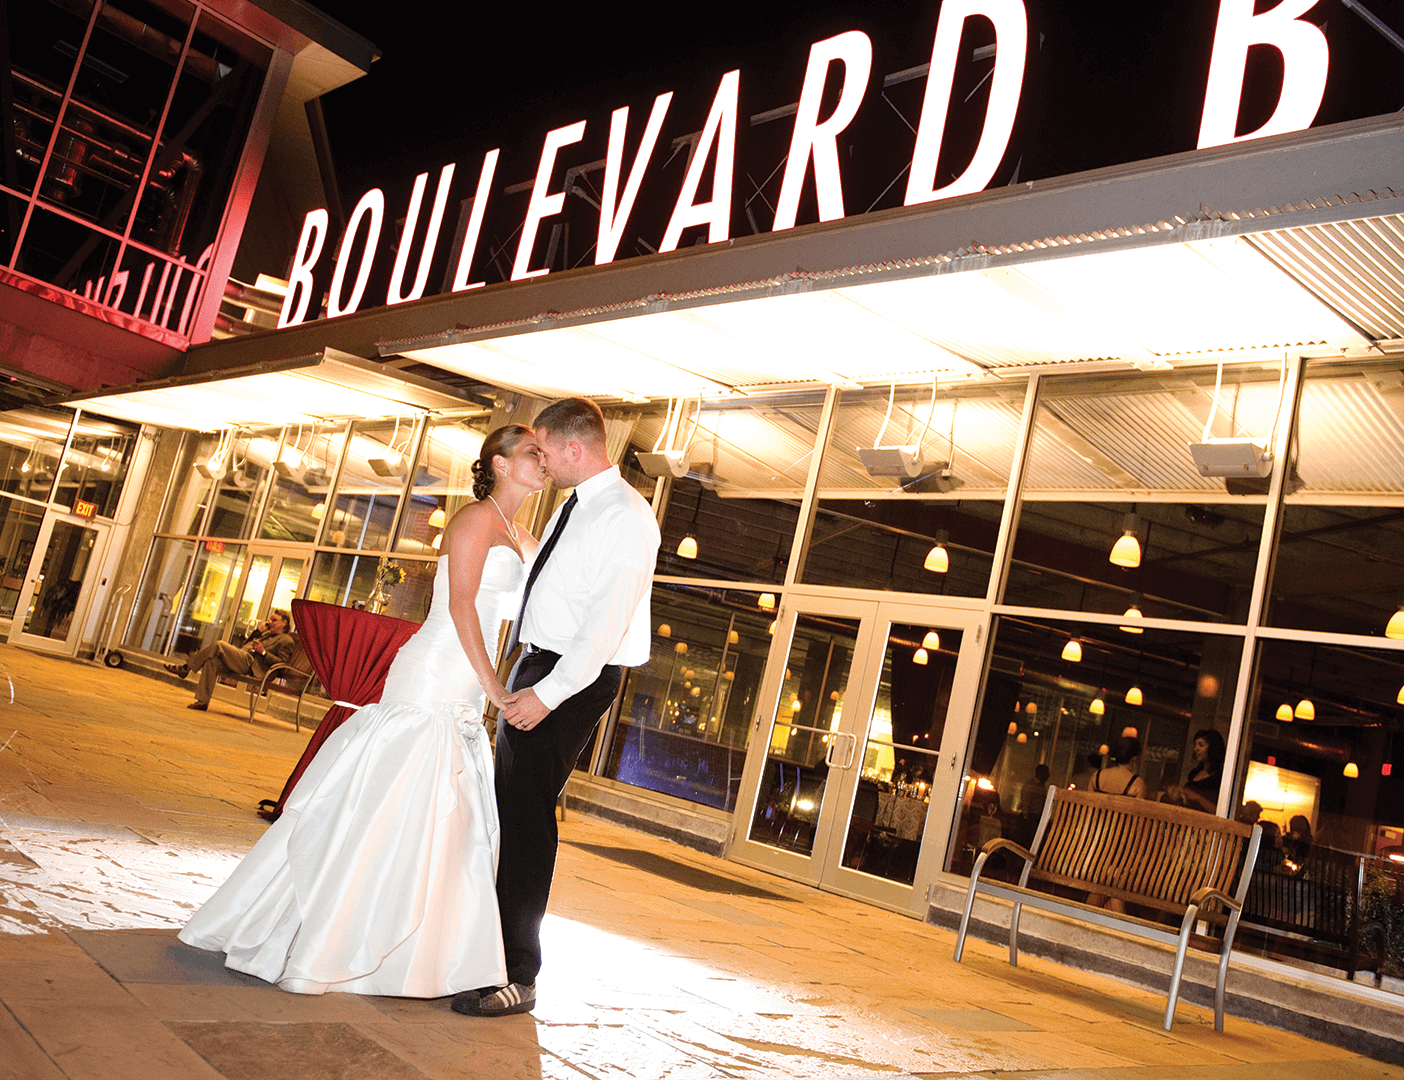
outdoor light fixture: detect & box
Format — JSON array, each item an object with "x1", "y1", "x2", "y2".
[
  {"x1": 195, "y1": 428, "x2": 236, "y2": 480},
  {"x1": 1387, "y1": 604, "x2": 1404, "y2": 639},
  {"x1": 368, "y1": 417, "x2": 411, "y2": 477},
  {"x1": 923, "y1": 530, "x2": 950, "y2": 573},
  {"x1": 428, "y1": 507, "x2": 447, "y2": 528},
  {"x1": 1276, "y1": 703, "x2": 1295, "y2": 722},
  {"x1": 1089, "y1": 696, "x2": 1105, "y2": 715},
  {"x1": 922, "y1": 630, "x2": 940, "y2": 650},
  {"x1": 859, "y1": 378, "x2": 936, "y2": 481},
  {"x1": 1344, "y1": 762, "x2": 1360, "y2": 779},
  {"x1": 1125, "y1": 686, "x2": 1143, "y2": 706},
  {"x1": 1188, "y1": 438, "x2": 1272, "y2": 479},
  {"x1": 1109, "y1": 513, "x2": 1142, "y2": 568},
  {"x1": 638, "y1": 396, "x2": 700, "y2": 478},
  {"x1": 1294, "y1": 697, "x2": 1315, "y2": 720},
  {"x1": 758, "y1": 593, "x2": 776, "y2": 611},
  {"x1": 1062, "y1": 639, "x2": 1083, "y2": 662},
  {"x1": 913, "y1": 648, "x2": 929, "y2": 665}
]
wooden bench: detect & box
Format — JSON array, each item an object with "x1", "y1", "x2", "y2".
[
  {"x1": 223, "y1": 637, "x2": 319, "y2": 729},
  {"x1": 954, "y1": 786, "x2": 1262, "y2": 1032}
]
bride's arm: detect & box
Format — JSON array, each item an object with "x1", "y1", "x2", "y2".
[{"x1": 444, "y1": 505, "x2": 511, "y2": 711}]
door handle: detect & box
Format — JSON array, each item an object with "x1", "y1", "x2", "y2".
[
  {"x1": 842, "y1": 732, "x2": 858, "y2": 770},
  {"x1": 824, "y1": 733, "x2": 840, "y2": 768}
]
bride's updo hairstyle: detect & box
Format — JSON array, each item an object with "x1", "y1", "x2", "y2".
[{"x1": 470, "y1": 424, "x2": 535, "y2": 501}]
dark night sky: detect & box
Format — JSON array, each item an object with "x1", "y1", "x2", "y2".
[{"x1": 294, "y1": 1, "x2": 1404, "y2": 291}]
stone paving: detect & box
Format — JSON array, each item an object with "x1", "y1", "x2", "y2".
[{"x1": 0, "y1": 643, "x2": 1400, "y2": 1080}]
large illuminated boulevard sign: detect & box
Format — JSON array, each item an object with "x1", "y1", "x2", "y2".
[{"x1": 278, "y1": 0, "x2": 1337, "y2": 329}]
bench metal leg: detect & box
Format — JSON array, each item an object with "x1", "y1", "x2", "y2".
[
  {"x1": 953, "y1": 851, "x2": 989, "y2": 963},
  {"x1": 1009, "y1": 901, "x2": 1022, "y2": 967}
]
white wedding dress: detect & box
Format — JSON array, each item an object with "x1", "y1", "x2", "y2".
[{"x1": 179, "y1": 548, "x2": 523, "y2": 996}]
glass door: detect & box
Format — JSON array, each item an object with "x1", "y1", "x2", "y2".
[
  {"x1": 224, "y1": 543, "x2": 307, "y2": 643},
  {"x1": 8, "y1": 511, "x2": 111, "y2": 655},
  {"x1": 731, "y1": 590, "x2": 986, "y2": 914}
]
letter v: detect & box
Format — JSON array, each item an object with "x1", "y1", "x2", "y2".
[{"x1": 597, "y1": 92, "x2": 673, "y2": 265}]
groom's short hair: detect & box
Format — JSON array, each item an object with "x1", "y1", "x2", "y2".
[{"x1": 535, "y1": 397, "x2": 606, "y2": 448}]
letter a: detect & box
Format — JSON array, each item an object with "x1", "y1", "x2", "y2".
[
  {"x1": 660, "y1": 70, "x2": 740, "y2": 253},
  {"x1": 1198, "y1": 0, "x2": 1328, "y2": 149},
  {"x1": 278, "y1": 208, "x2": 328, "y2": 327},
  {"x1": 905, "y1": 0, "x2": 1027, "y2": 207},
  {"x1": 774, "y1": 31, "x2": 872, "y2": 231}
]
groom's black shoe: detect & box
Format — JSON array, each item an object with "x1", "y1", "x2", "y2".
[{"x1": 451, "y1": 981, "x2": 536, "y2": 1017}]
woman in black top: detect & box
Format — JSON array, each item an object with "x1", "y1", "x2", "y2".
[{"x1": 1162, "y1": 728, "x2": 1225, "y2": 813}]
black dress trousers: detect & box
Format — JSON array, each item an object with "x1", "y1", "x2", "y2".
[{"x1": 495, "y1": 648, "x2": 621, "y2": 986}]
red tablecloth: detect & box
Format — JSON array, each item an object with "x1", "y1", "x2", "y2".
[{"x1": 264, "y1": 600, "x2": 420, "y2": 817}]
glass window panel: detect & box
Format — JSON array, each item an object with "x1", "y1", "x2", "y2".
[
  {"x1": 748, "y1": 611, "x2": 858, "y2": 855},
  {"x1": 124, "y1": 535, "x2": 195, "y2": 653},
  {"x1": 206, "y1": 432, "x2": 273, "y2": 539},
  {"x1": 53, "y1": 414, "x2": 139, "y2": 516},
  {"x1": 948, "y1": 615, "x2": 1241, "y2": 878},
  {"x1": 5, "y1": 0, "x2": 93, "y2": 198},
  {"x1": 803, "y1": 383, "x2": 1022, "y2": 597},
  {"x1": 840, "y1": 622, "x2": 963, "y2": 886},
  {"x1": 602, "y1": 585, "x2": 774, "y2": 811},
  {"x1": 306, "y1": 551, "x2": 436, "y2": 623},
  {"x1": 1266, "y1": 361, "x2": 1404, "y2": 637},
  {"x1": 324, "y1": 417, "x2": 417, "y2": 553},
  {"x1": 0, "y1": 498, "x2": 47, "y2": 618},
  {"x1": 169, "y1": 540, "x2": 245, "y2": 655},
  {"x1": 0, "y1": 407, "x2": 74, "y2": 501},
  {"x1": 260, "y1": 424, "x2": 347, "y2": 544},
  {"x1": 157, "y1": 431, "x2": 214, "y2": 535},
  {"x1": 0, "y1": 192, "x2": 22, "y2": 266},
  {"x1": 1004, "y1": 369, "x2": 1275, "y2": 623},
  {"x1": 1237, "y1": 637, "x2": 1404, "y2": 984},
  {"x1": 647, "y1": 394, "x2": 821, "y2": 583},
  {"x1": 134, "y1": 11, "x2": 269, "y2": 262},
  {"x1": 17, "y1": 205, "x2": 125, "y2": 295},
  {"x1": 395, "y1": 415, "x2": 493, "y2": 556}
]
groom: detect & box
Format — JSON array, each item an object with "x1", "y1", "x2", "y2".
[{"x1": 453, "y1": 397, "x2": 660, "y2": 1017}]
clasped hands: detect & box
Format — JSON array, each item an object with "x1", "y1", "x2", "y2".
[{"x1": 500, "y1": 688, "x2": 549, "y2": 730}]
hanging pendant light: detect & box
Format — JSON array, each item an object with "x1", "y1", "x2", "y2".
[
  {"x1": 1125, "y1": 686, "x2": 1143, "y2": 706},
  {"x1": 1008, "y1": 721, "x2": 1019, "y2": 735},
  {"x1": 1388, "y1": 605, "x2": 1404, "y2": 638},
  {"x1": 1397, "y1": 684, "x2": 1404, "y2": 705},
  {"x1": 1294, "y1": 698, "x2": 1315, "y2": 720},
  {"x1": 1089, "y1": 695, "x2": 1105, "y2": 715},
  {"x1": 1109, "y1": 512, "x2": 1142, "y2": 568},
  {"x1": 1120, "y1": 593, "x2": 1144, "y2": 634},
  {"x1": 428, "y1": 506, "x2": 447, "y2": 528},
  {"x1": 924, "y1": 529, "x2": 950, "y2": 573},
  {"x1": 657, "y1": 623, "x2": 671, "y2": 638},
  {"x1": 676, "y1": 535, "x2": 698, "y2": 559},
  {"x1": 1061, "y1": 639, "x2": 1083, "y2": 662},
  {"x1": 758, "y1": 593, "x2": 776, "y2": 611},
  {"x1": 913, "y1": 648, "x2": 929, "y2": 665},
  {"x1": 1276, "y1": 703, "x2": 1295, "y2": 722},
  {"x1": 1343, "y1": 762, "x2": 1360, "y2": 778},
  {"x1": 921, "y1": 630, "x2": 940, "y2": 650},
  {"x1": 1016, "y1": 732, "x2": 1027, "y2": 743},
  {"x1": 1025, "y1": 701, "x2": 1037, "y2": 714},
  {"x1": 727, "y1": 629, "x2": 739, "y2": 644}
]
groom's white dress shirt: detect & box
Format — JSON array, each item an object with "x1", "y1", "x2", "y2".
[{"x1": 517, "y1": 465, "x2": 660, "y2": 710}]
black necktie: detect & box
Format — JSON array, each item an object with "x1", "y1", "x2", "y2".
[{"x1": 506, "y1": 491, "x2": 577, "y2": 657}]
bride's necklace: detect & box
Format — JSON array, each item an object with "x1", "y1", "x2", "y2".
[{"x1": 486, "y1": 494, "x2": 518, "y2": 539}]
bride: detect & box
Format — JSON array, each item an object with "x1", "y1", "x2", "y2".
[{"x1": 179, "y1": 424, "x2": 544, "y2": 996}]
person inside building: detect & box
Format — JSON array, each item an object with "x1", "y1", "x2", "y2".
[
  {"x1": 1160, "y1": 728, "x2": 1226, "y2": 813},
  {"x1": 165, "y1": 609, "x2": 297, "y2": 711},
  {"x1": 1085, "y1": 735, "x2": 1146, "y2": 912}
]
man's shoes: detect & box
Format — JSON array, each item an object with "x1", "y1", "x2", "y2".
[
  {"x1": 450, "y1": 982, "x2": 535, "y2": 1017},
  {"x1": 164, "y1": 662, "x2": 190, "y2": 679},
  {"x1": 187, "y1": 702, "x2": 208, "y2": 711}
]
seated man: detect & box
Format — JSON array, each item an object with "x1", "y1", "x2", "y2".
[{"x1": 165, "y1": 609, "x2": 296, "y2": 712}]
